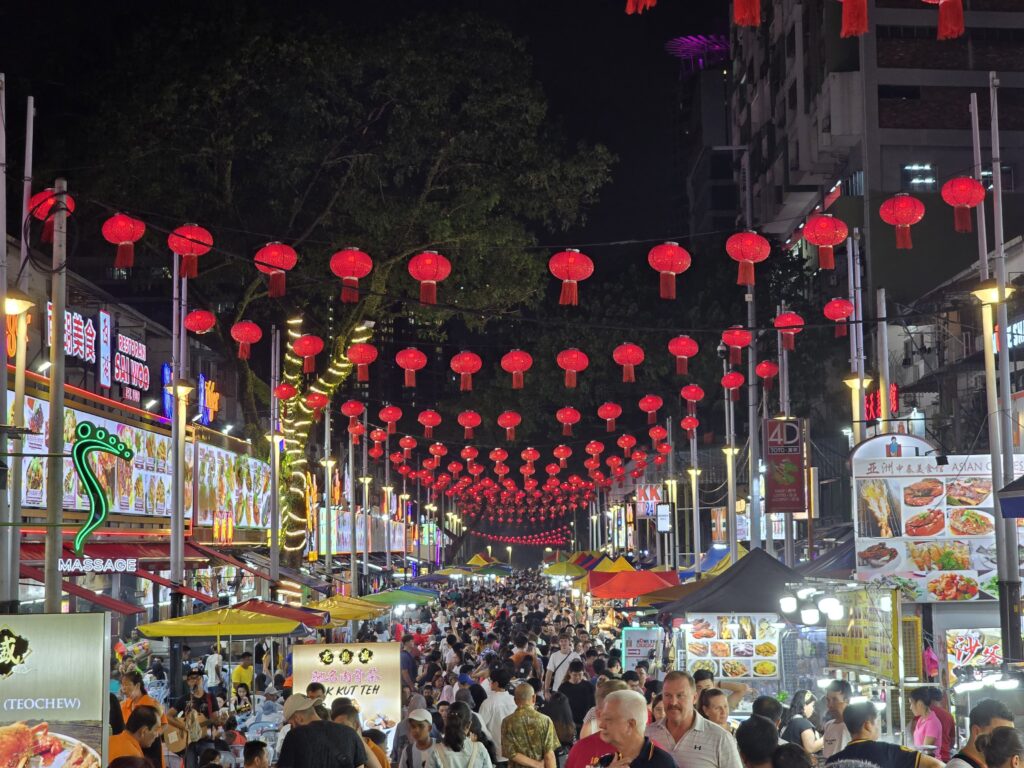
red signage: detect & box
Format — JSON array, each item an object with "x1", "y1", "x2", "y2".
[
  {"x1": 864, "y1": 383, "x2": 900, "y2": 421},
  {"x1": 763, "y1": 418, "x2": 806, "y2": 513}
]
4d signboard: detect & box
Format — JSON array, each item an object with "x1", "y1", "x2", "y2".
[{"x1": 763, "y1": 418, "x2": 806, "y2": 513}]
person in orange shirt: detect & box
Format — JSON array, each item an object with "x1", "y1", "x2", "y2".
[
  {"x1": 108, "y1": 705, "x2": 161, "y2": 766},
  {"x1": 120, "y1": 671, "x2": 172, "y2": 768}
]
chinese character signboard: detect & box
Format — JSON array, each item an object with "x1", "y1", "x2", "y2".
[
  {"x1": 621, "y1": 627, "x2": 661, "y2": 671},
  {"x1": 684, "y1": 613, "x2": 780, "y2": 680},
  {"x1": 46, "y1": 302, "x2": 96, "y2": 363},
  {"x1": 0, "y1": 613, "x2": 109, "y2": 768},
  {"x1": 826, "y1": 587, "x2": 900, "y2": 682},
  {"x1": 292, "y1": 643, "x2": 400, "y2": 735},
  {"x1": 763, "y1": 418, "x2": 806, "y2": 513},
  {"x1": 946, "y1": 628, "x2": 1002, "y2": 686},
  {"x1": 864, "y1": 384, "x2": 900, "y2": 421},
  {"x1": 113, "y1": 333, "x2": 149, "y2": 404}
]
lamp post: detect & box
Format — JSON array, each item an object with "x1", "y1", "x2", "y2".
[
  {"x1": 687, "y1": 468, "x2": 702, "y2": 574},
  {"x1": 360, "y1": 475, "x2": 373, "y2": 577},
  {"x1": 487, "y1": 544, "x2": 492, "y2": 560},
  {"x1": 320, "y1": 457, "x2": 337, "y2": 584},
  {"x1": 425, "y1": 502, "x2": 437, "y2": 571},
  {"x1": 399, "y1": 492, "x2": 410, "y2": 577},
  {"x1": 843, "y1": 375, "x2": 872, "y2": 445},
  {"x1": 506, "y1": 545, "x2": 512, "y2": 565},
  {"x1": 382, "y1": 485, "x2": 394, "y2": 571}
]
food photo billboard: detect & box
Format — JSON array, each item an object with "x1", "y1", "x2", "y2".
[
  {"x1": 852, "y1": 455, "x2": 1024, "y2": 603},
  {"x1": 0, "y1": 613, "x2": 109, "y2": 768}
]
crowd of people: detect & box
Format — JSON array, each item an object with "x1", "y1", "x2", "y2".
[{"x1": 109, "y1": 569, "x2": 1023, "y2": 768}]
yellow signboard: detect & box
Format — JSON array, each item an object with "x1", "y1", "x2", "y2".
[
  {"x1": 826, "y1": 587, "x2": 901, "y2": 682},
  {"x1": 292, "y1": 643, "x2": 401, "y2": 732}
]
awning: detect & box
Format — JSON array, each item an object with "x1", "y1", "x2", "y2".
[
  {"x1": 589, "y1": 570, "x2": 678, "y2": 599},
  {"x1": 189, "y1": 542, "x2": 274, "y2": 583},
  {"x1": 233, "y1": 598, "x2": 331, "y2": 627},
  {"x1": 137, "y1": 607, "x2": 300, "y2": 638},
  {"x1": 75, "y1": 544, "x2": 217, "y2": 604},
  {"x1": 19, "y1": 565, "x2": 145, "y2": 615}
]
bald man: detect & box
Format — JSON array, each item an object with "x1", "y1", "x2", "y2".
[{"x1": 503, "y1": 683, "x2": 560, "y2": 768}]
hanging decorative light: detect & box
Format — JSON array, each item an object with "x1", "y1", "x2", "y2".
[
  {"x1": 756, "y1": 360, "x2": 780, "y2": 390},
  {"x1": 399, "y1": 435, "x2": 417, "y2": 460},
  {"x1": 824, "y1": 298, "x2": 856, "y2": 337},
  {"x1": 292, "y1": 334, "x2": 324, "y2": 373},
  {"x1": 680, "y1": 384, "x2": 706, "y2": 416},
  {"x1": 395, "y1": 347, "x2": 428, "y2": 387},
  {"x1": 879, "y1": 193, "x2": 925, "y2": 249},
  {"x1": 329, "y1": 247, "x2": 373, "y2": 303},
  {"x1": 721, "y1": 326, "x2": 752, "y2": 366},
  {"x1": 340, "y1": 400, "x2": 364, "y2": 428},
  {"x1": 726, "y1": 231, "x2": 770, "y2": 286},
  {"x1": 497, "y1": 411, "x2": 522, "y2": 441},
  {"x1": 101, "y1": 213, "x2": 145, "y2": 269},
  {"x1": 346, "y1": 342, "x2": 378, "y2": 382},
  {"x1": 647, "y1": 242, "x2": 692, "y2": 300},
  {"x1": 489, "y1": 448, "x2": 509, "y2": 464},
  {"x1": 556, "y1": 348, "x2": 589, "y2": 388},
  {"x1": 803, "y1": 214, "x2": 848, "y2": 270},
  {"x1": 841, "y1": 0, "x2": 869, "y2": 37},
  {"x1": 305, "y1": 392, "x2": 329, "y2": 421},
  {"x1": 774, "y1": 312, "x2": 805, "y2": 351},
  {"x1": 721, "y1": 370, "x2": 745, "y2": 401},
  {"x1": 461, "y1": 446, "x2": 479, "y2": 462},
  {"x1": 417, "y1": 409, "x2": 442, "y2": 439},
  {"x1": 923, "y1": 0, "x2": 965, "y2": 39},
  {"x1": 555, "y1": 406, "x2": 581, "y2": 437},
  {"x1": 650, "y1": 425, "x2": 668, "y2": 448},
  {"x1": 681, "y1": 415, "x2": 700, "y2": 439},
  {"x1": 167, "y1": 224, "x2": 213, "y2": 278},
  {"x1": 667, "y1": 336, "x2": 698, "y2": 375},
  {"x1": 275, "y1": 382, "x2": 297, "y2": 416},
  {"x1": 501, "y1": 350, "x2": 533, "y2": 389},
  {"x1": 184, "y1": 309, "x2": 216, "y2": 335},
  {"x1": 613, "y1": 343, "x2": 645, "y2": 383},
  {"x1": 638, "y1": 394, "x2": 663, "y2": 425},
  {"x1": 597, "y1": 402, "x2": 622, "y2": 432},
  {"x1": 408, "y1": 250, "x2": 452, "y2": 305},
  {"x1": 448, "y1": 351, "x2": 482, "y2": 392},
  {"x1": 29, "y1": 188, "x2": 76, "y2": 244},
  {"x1": 230, "y1": 321, "x2": 262, "y2": 360},
  {"x1": 734, "y1": 0, "x2": 760, "y2": 26},
  {"x1": 548, "y1": 249, "x2": 594, "y2": 307},
  {"x1": 379, "y1": 404, "x2": 403, "y2": 435},
  {"x1": 457, "y1": 410, "x2": 482, "y2": 439},
  {"x1": 941, "y1": 177, "x2": 985, "y2": 233},
  {"x1": 553, "y1": 444, "x2": 573, "y2": 468},
  {"x1": 617, "y1": 434, "x2": 637, "y2": 457},
  {"x1": 254, "y1": 242, "x2": 298, "y2": 298}
]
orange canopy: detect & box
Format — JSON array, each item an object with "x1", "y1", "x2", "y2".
[{"x1": 589, "y1": 570, "x2": 678, "y2": 599}]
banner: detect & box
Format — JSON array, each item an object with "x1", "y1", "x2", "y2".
[
  {"x1": 684, "y1": 613, "x2": 780, "y2": 680},
  {"x1": 620, "y1": 627, "x2": 660, "y2": 671},
  {"x1": 635, "y1": 485, "x2": 663, "y2": 519},
  {"x1": 656, "y1": 503, "x2": 672, "y2": 533},
  {"x1": 763, "y1": 418, "x2": 806, "y2": 513},
  {"x1": 0, "y1": 613, "x2": 109, "y2": 768},
  {"x1": 946, "y1": 628, "x2": 1001, "y2": 687},
  {"x1": 826, "y1": 587, "x2": 900, "y2": 682},
  {"x1": 292, "y1": 643, "x2": 400, "y2": 737}
]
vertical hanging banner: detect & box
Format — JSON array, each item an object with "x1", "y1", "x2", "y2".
[{"x1": 763, "y1": 418, "x2": 806, "y2": 512}]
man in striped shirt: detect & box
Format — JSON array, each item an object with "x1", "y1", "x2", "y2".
[{"x1": 645, "y1": 672, "x2": 741, "y2": 768}]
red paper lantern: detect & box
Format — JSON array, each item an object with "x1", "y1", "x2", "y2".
[
  {"x1": 647, "y1": 242, "x2": 692, "y2": 300},
  {"x1": 613, "y1": 343, "x2": 645, "y2": 383},
  {"x1": 556, "y1": 348, "x2": 589, "y2": 388},
  {"x1": 756, "y1": 360, "x2": 780, "y2": 391},
  {"x1": 553, "y1": 444, "x2": 573, "y2": 468},
  {"x1": 29, "y1": 188, "x2": 76, "y2": 244},
  {"x1": 429, "y1": 442, "x2": 448, "y2": 458},
  {"x1": 841, "y1": 0, "x2": 869, "y2": 37},
  {"x1": 726, "y1": 231, "x2": 770, "y2": 286},
  {"x1": 597, "y1": 402, "x2": 622, "y2": 432},
  {"x1": 497, "y1": 411, "x2": 522, "y2": 441},
  {"x1": 346, "y1": 343, "x2": 378, "y2": 382},
  {"x1": 667, "y1": 336, "x2": 698, "y2": 375},
  {"x1": 329, "y1": 248, "x2": 373, "y2": 303},
  {"x1": 879, "y1": 193, "x2": 925, "y2": 249},
  {"x1": 184, "y1": 309, "x2": 216, "y2": 335},
  {"x1": 617, "y1": 434, "x2": 637, "y2": 457},
  {"x1": 774, "y1": 312, "x2": 805, "y2": 351},
  {"x1": 824, "y1": 298, "x2": 855, "y2": 337},
  {"x1": 399, "y1": 435, "x2": 417, "y2": 460},
  {"x1": 292, "y1": 335, "x2": 324, "y2": 373},
  {"x1": 721, "y1": 370, "x2": 745, "y2": 401},
  {"x1": 680, "y1": 415, "x2": 700, "y2": 439},
  {"x1": 501, "y1": 350, "x2": 533, "y2": 389},
  {"x1": 556, "y1": 406, "x2": 581, "y2": 437},
  {"x1": 448, "y1": 461, "x2": 463, "y2": 477},
  {"x1": 230, "y1": 321, "x2": 262, "y2": 360},
  {"x1": 803, "y1": 214, "x2": 848, "y2": 270},
  {"x1": 941, "y1": 177, "x2": 985, "y2": 233},
  {"x1": 305, "y1": 392, "x2": 329, "y2": 421},
  {"x1": 521, "y1": 447, "x2": 540, "y2": 467},
  {"x1": 274, "y1": 383, "x2": 297, "y2": 401},
  {"x1": 733, "y1": 0, "x2": 760, "y2": 25},
  {"x1": 379, "y1": 405, "x2": 403, "y2": 435},
  {"x1": 548, "y1": 249, "x2": 594, "y2": 306},
  {"x1": 167, "y1": 224, "x2": 213, "y2": 278},
  {"x1": 458, "y1": 410, "x2": 482, "y2": 439},
  {"x1": 923, "y1": 0, "x2": 964, "y2": 40},
  {"x1": 254, "y1": 242, "x2": 298, "y2": 298},
  {"x1": 489, "y1": 448, "x2": 509, "y2": 463},
  {"x1": 408, "y1": 250, "x2": 451, "y2": 305},
  {"x1": 340, "y1": 399, "x2": 365, "y2": 427},
  {"x1": 418, "y1": 409, "x2": 442, "y2": 438},
  {"x1": 450, "y1": 351, "x2": 483, "y2": 392},
  {"x1": 395, "y1": 347, "x2": 428, "y2": 387},
  {"x1": 721, "y1": 326, "x2": 752, "y2": 366},
  {"x1": 101, "y1": 213, "x2": 145, "y2": 269},
  {"x1": 585, "y1": 440, "x2": 605, "y2": 456},
  {"x1": 638, "y1": 394, "x2": 663, "y2": 425},
  {"x1": 370, "y1": 429, "x2": 388, "y2": 450},
  {"x1": 545, "y1": 462, "x2": 561, "y2": 477},
  {"x1": 461, "y1": 446, "x2": 479, "y2": 461}
]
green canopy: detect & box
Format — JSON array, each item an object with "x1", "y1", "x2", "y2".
[
  {"x1": 361, "y1": 588, "x2": 435, "y2": 607},
  {"x1": 475, "y1": 564, "x2": 512, "y2": 577}
]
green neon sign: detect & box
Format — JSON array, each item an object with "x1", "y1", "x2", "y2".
[{"x1": 72, "y1": 421, "x2": 134, "y2": 553}]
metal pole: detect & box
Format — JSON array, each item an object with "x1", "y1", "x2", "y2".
[
  {"x1": 43, "y1": 179, "x2": 68, "y2": 613},
  {"x1": 269, "y1": 327, "x2": 280, "y2": 585},
  {"x1": 990, "y1": 72, "x2": 1022, "y2": 663},
  {"x1": 877, "y1": 288, "x2": 890, "y2": 433},
  {"x1": 170, "y1": 256, "x2": 183, "y2": 588},
  {"x1": 324, "y1": 409, "x2": 332, "y2": 586},
  {"x1": 349, "y1": 436, "x2": 358, "y2": 597},
  {"x1": 362, "y1": 410, "x2": 369, "y2": 577},
  {"x1": 723, "y1": 356, "x2": 738, "y2": 562},
  {"x1": 852, "y1": 233, "x2": 867, "y2": 443},
  {"x1": 971, "y1": 93, "x2": 990, "y2": 281},
  {"x1": 980, "y1": 304, "x2": 1008, "y2": 577},
  {"x1": 846, "y1": 238, "x2": 857, "y2": 375},
  {"x1": 690, "y1": 435, "x2": 701, "y2": 575},
  {"x1": 0, "y1": 74, "x2": 9, "y2": 607}
]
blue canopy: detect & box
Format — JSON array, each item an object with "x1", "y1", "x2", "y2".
[{"x1": 676, "y1": 545, "x2": 731, "y2": 580}]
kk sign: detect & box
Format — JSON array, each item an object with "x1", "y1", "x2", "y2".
[
  {"x1": 763, "y1": 418, "x2": 806, "y2": 513},
  {"x1": 635, "y1": 484, "x2": 663, "y2": 519}
]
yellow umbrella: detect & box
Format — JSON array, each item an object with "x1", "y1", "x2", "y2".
[
  {"x1": 436, "y1": 566, "x2": 475, "y2": 576},
  {"x1": 593, "y1": 556, "x2": 635, "y2": 573},
  {"x1": 137, "y1": 607, "x2": 300, "y2": 638},
  {"x1": 306, "y1": 595, "x2": 388, "y2": 626},
  {"x1": 545, "y1": 561, "x2": 586, "y2": 578},
  {"x1": 466, "y1": 552, "x2": 497, "y2": 566}
]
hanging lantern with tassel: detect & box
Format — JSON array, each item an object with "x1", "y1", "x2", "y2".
[
  {"x1": 329, "y1": 247, "x2": 373, "y2": 303},
  {"x1": 756, "y1": 360, "x2": 780, "y2": 391},
  {"x1": 840, "y1": 0, "x2": 869, "y2": 37},
  {"x1": 556, "y1": 406, "x2": 581, "y2": 437},
  {"x1": 638, "y1": 394, "x2": 663, "y2": 425},
  {"x1": 824, "y1": 298, "x2": 856, "y2": 337},
  {"x1": 167, "y1": 224, "x2": 213, "y2": 278},
  {"x1": 292, "y1": 335, "x2": 324, "y2": 374},
  {"x1": 253, "y1": 242, "x2": 297, "y2": 298},
  {"x1": 879, "y1": 193, "x2": 925, "y2": 249},
  {"x1": 345, "y1": 342, "x2": 378, "y2": 382},
  {"x1": 941, "y1": 177, "x2": 985, "y2": 233},
  {"x1": 395, "y1": 347, "x2": 428, "y2": 387},
  {"x1": 667, "y1": 335, "x2": 698, "y2": 375},
  {"x1": 231, "y1": 321, "x2": 262, "y2": 360},
  {"x1": 774, "y1": 312, "x2": 805, "y2": 351},
  {"x1": 418, "y1": 409, "x2": 442, "y2": 439},
  {"x1": 450, "y1": 351, "x2": 483, "y2": 392},
  {"x1": 722, "y1": 326, "x2": 752, "y2": 366},
  {"x1": 726, "y1": 231, "x2": 770, "y2": 286},
  {"x1": 184, "y1": 310, "x2": 216, "y2": 335},
  {"x1": 497, "y1": 411, "x2": 522, "y2": 441},
  {"x1": 29, "y1": 189, "x2": 76, "y2": 244},
  {"x1": 501, "y1": 350, "x2": 533, "y2": 389},
  {"x1": 803, "y1": 213, "x2": 848, "y2": 270},
  {"x1": 681, "y1": 416, "x2": 700, "y2": 439},
  {"x1": 597, "y1": 402, "x2": 622, "y2": 432},
  {"x1": 305, "y1": 392, "x2": 329, "y2": 422},
  {"x1": 722, "y1": 370, "x2": 745, "y2": 402},
  {"x1": 340, "y1": 400, "x2": 364, "y2": 428},
  {"x1": 379, "y1": 405, "x2": 403, "y2": 435},
  {"x1": 647, "y1": 242, "x2": 692, "y2": 300},
  {"x1": 613, "y1": 343, "x2": 645, "y2": 383},
  {"x1": 556, "y1": 348, "x2": 589, "y2": 388},
  {"x1": 101, "y1": 213, "x2": 145, "y2": 269},
  {"x1": 923, "y1": 0, "x2": 964, "y2": 40},
  {"x1": 458, "y1": 410, "x2": 482, "y2": 439},
  {"x1": 548, "y1": 249, "x2": 594, "y2": 307},
  {"x1": 681, "y1": 384, "x2": 706, "y2": 416},
  {"x1": 408, "y1": 250, "x2": 451, "y2": 305}
]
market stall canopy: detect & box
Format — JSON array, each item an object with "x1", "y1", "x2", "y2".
[
  {"x1": 569, "y1": 551, "x2": 599, "y2": 565},
  {"x1": 400, "y1": 584, "x2": 440, "y2": 596},
  {"x1": 796, "y1": 535, "x2": 855, "y2": 580},
  {"x1": 436, "y1": 566, "x2": 476, "y2": 577},
  {"x1": 545, "y1": 561, "x2": 587, "y2": 579},
  {"x1": 637, "y1": 577, "x2": 714, "y2": 607},
  {"x1": 137, "y1": 607, "x2": 300, "y2": 637},
  {"x1": 677, "y1": 545, "x2": 743, "y2": 580},
  {"x1": 232, "y1": 598, "x2": 332, "y2": 627},
  {"x1": 467, "y1": 553, "x2": 498, "y2": 566},
  {"x1": 593, "y1": 555, "x2": 635, "y2": 573},
  {"x1": 590, "y1": 570, "x2": 678, "y2": 599},
  {"x1": 362, "y1": 588, "x2": 435, "y2": 607},
  {"x1": 410, "y1": 573, "x2": 450, "y2": 585},
  {"x1": 475, "y1": 564, "x2": 513, "y2": 577},
  {"x1": 661, "y1": 548, "x2": 810, "y2": 616},
  {"x1": 306, "y1": 594, "x2": 388, "y2": 624}
]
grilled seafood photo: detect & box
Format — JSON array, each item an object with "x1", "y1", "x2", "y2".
[
  {"x1": 903, "y1": 478, "x2": 943, "y2": 506},
  {"x1": 0, "y1": 722, "x2": 98, "y2": 768},
  {"x1": 946, "y1": 478, "x2": 993, "y2": 506},
  {"x1": 858, "y1": 479, "x2": 900, "y2": 538}
]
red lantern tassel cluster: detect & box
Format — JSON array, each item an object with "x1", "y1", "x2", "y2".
[
  {"x1": 835, "y1": 320, "x2": 848, "y2": 338},
  {"x1": 238, "y1": 342, "x2": 252, "y2": 360},
  {"x1": 818, "y1": 244, "x2": 836, "y2": 270},
  {"x1": 625, "y1": 0, "x2": 656, "y2": 12},
  {"x1": 505, "y1": 425, "x2": 516, "y2": 441},
  {"x1": 733, "y1": 0, "x2": 760, "y2": 26},
  {"x1": 621, "y1": 364, "x2": 635, "y2": 384},
  {"x1": 659, "y1": 272, "x2": 675, "y2": 300},
  {"x1": 841, "y1": 0, "x2": 869, "y2": 37},
  {"x1": 419, "y1": 281, "x2": 437, "y2": 305},
  {"x1": 268, "y1": 271, "x2": 286, "y2": 298},
  {"x1": 782, "y1": 334, "x2": 796, "y2": 352},
  {"x1": 564, "y1": 370, "x2": 577, "y2": 388},
  {"x1": 342, "y1": 277, "x2": 360, "y2": 303},
  {"x1": 459, "y1": 373, "x2": 473, "y2": 391},
  {"x1": 404, "y1": 369, "x2": 417, "y2": 387},
  {"x1": 512, "y1": 372, "x2": 524, "y2": 389},
  {"x1": 736, "y1": 261, "x2": 754, "y2": 286},
  {"x1": 938, "y1": 0, "x2": 964, "y2": 40},
  {"x1": 559, "y1": 280, "x2": 578, "y2": 307}
]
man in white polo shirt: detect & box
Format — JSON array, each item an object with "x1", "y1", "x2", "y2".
[{"x1": 645, "y1": 671, "x2": 741, "y2": 768}]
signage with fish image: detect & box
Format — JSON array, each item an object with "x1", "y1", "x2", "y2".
[{"x1": 683, "y1": 613, "x2": 781, "y2": 680}]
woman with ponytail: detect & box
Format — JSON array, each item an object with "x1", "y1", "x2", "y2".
[{"x1": 436, "y1": 702, "x2": 492, "y2": 768}]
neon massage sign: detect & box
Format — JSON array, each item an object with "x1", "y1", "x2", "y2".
[{"x1": 71, "y1": 421, "x2": 134, "y2": 552}]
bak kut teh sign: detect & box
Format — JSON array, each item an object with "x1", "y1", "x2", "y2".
[{"x1": 292, "y1": 643, "x2": 400, "y2": 732}]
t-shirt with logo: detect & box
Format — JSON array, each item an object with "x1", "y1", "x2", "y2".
[{"x1": 645, "y1": 713, "x2": 742, "y2": 768}]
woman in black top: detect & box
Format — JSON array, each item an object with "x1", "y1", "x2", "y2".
[
  {"x1": 781, "y1": 690, "x2": 823, "y2": 754},
  {"x1": 541, "y1": 691, "x2": 577, "y2": 750}
]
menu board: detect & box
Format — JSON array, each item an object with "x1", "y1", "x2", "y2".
[
  {"x1": 852, "y1": 456, "x2": 1024, "y2": 603},
  {"x1": 684, "y1": 612, "x2": 780, "y2": 680},
  {"x1": 193, "y1": 442, "x2": 272, "y2": 529},
  {"x1": 826, "y1": 587, "x2": 900, "y2": 682},
  {"x1": 621, "y1": 627, "x2": 661, "y2": 672}
]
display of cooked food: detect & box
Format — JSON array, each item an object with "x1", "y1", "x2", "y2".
[
  {"x1": 721, "y1": 660, "x2": 750, "y2": 678},
  {"x1": 946, "y1": 478, "x2": 993, "y2": 506},
  {"x1": 755, "y1": 642, "x2": 777, "y2": 657},
  {"x1": 904, "y1": 478, "x2": 944, "y2": 507},
  {"x1": 733, "y1": 642, "x2": 753, "y2": 657},
  {"x1": 858, "y1": 542, "x2": 899, "y2": 568},
  {"x1": 26, "y1": 457, "x2": 44, "y2": 493},
  {"x1": 710, "y1": 641, "x2": 731, "y2": 657},
  {"x1": 907, "y1": 540, "x2": 970, "y2": 571},
  {"x1": 687, "y1": 642, "x2": 708, "y2": 656},
  {"x1": 859, "y1": 480, "x2": 900, "y2": 538},
  {"x1": 949, "y1": 509, "x2": 995, "y2": 536},
  {"x1": 756, "y1": 619, "x2": 777, "y2": 641},
  {"x1": 753, "y1": 661, "x2": 777, "y2": 677},
  {"x1": 905, "y1": 508, "x2": 945, "y2": 537},
  {"x1": 738, "y1": 616, "x2": 754, "y2": 640},
  {"x1": 0, "y1": 722, "x2": 98, "y2": 768},
  {"x1": 690, "y1": 619, "x2": 715, "y2": 639},
  {"x1": 928, "y1": 572, "x2": 979, "y2": 601},
  {"x1": 717, "y1": 616, "x2": 734, "y2": 639},
  {"x1": 690, "y1": 659, "x2": 717, "y2": 674}
]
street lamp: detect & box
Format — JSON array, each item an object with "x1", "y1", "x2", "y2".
[
  {"x1": 4, "y1": 288, "x2": 34, "y2": 317},
  {"x1": 722, "y1": 447, "x2": 740, "y2": 562},
  {"x1": 687, "y1": 467, "x2": 702, "y2": 574},
  {"x1": 506, "y1": 545, "x2": 512, "y2": 564},
  {"x1": 843, "y1": 374, "x2": 873, "y2": 445},
  {"x1": 165, "y1": 378, "x2": 194, "y2": 604}
]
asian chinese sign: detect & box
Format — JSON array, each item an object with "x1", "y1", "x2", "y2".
[
  {"x1": 946, "y1": 628, "x2": 1002, "y2": 686},
  {"x1": 46, "y1": 302, "x2": 96, "y2": 363},
  {"x1": 292, "y1": 643, "x2": 400, "y2": 731},
  {"x1": 763, "y1": 418, "x2": 806, "y2": 513},
  {"x1": 864, "y1": 383, "x2": 900, "y2": 421}
]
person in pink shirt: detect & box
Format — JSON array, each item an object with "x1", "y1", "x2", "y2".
[{"x1": 911, "y1": 688, "x2": 948, "y2": 761}]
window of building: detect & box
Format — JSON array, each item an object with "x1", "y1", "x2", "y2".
[
  {"x1": 981, "y1": 164, "x2": 1015, "y2": 193},
  {"x1": 878, "y1": 84, "x2": 921, "y2": 101},
  {"x1": 901, "y1": 162, "x2": 937, "y2": 191}
]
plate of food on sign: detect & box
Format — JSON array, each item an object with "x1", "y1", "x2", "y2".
[
  {"x1": 856, "y1": 541, "x2": 902, "y2": 573},
  {"x1": 904, "y1": 508, "x2": 945, "y2": 537},
  {"x1": 926, "y1": 571, "x2": 980, "y2": 602},
  {"x1": 948, "y1": 508, "x2": 995, "y2": 537},
  {"x1": 945, "y1": 478, "x2": 993, "y2": 507},
  {"x1": 903, "y1": 478, "x2": 944, "y2": 507}
]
